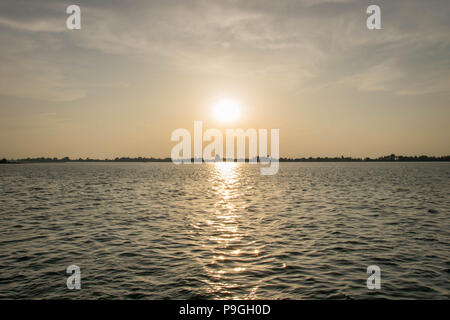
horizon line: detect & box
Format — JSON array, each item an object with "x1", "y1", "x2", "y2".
[{"x1": 2, "y1": 154, "x2": 450, "y2": 163}]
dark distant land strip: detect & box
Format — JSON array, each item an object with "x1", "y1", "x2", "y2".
[{"x1": 1, "y1": 154, "x2": 450, "y2": 164}]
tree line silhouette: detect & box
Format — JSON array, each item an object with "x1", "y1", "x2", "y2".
[{"x1": 1, "y1": 154, "x2": 449, "y2": 163}]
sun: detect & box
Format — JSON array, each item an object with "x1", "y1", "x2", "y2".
[{"x1": 213, "y1": 98, "x2": 240, "y2": 123}]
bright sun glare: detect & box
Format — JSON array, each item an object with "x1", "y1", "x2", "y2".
[{"x1": 213, "y1": 99, "x2": 240, "y2": 123}]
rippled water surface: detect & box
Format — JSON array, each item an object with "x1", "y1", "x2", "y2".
[{"x1": 0, "y1": 162, "x2": 449, "y2": 299}]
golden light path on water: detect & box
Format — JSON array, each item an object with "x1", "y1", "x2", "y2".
[{"x1": 201, "y1": 162, "x2": 259, "y2": 299}]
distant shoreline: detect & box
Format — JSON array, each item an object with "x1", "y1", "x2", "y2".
[{"x1": 2, "y1": 154, "x2": 449, "y2": 164}]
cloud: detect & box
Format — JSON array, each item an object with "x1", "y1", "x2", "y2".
[
  {"x1": 0, "y1": 0, "x2": 449, "y2": 101},
  {"x1": 0, "y1": 16, "x2": 65, "y2": 32}
]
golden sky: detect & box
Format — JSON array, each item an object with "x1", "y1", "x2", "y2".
[{"x1": 0, "y1": 0, "x2": 449, "y2": 159}]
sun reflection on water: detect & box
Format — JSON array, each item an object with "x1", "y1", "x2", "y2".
[{"x1": 199, "y1": 162, "x2": 259, "y2": 298}]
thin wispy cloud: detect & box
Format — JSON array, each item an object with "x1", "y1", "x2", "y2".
[{"x1": 0, "y1": 0, "x2": 449, "y2": 101}]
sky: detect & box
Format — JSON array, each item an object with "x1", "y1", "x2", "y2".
[{"x1": 0, "y1": 0, "x2": 449, "y2": 159}]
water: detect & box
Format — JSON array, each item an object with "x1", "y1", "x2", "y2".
[{"x1": 0, "y1": 162, "x2": 449, "y2": 299}]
